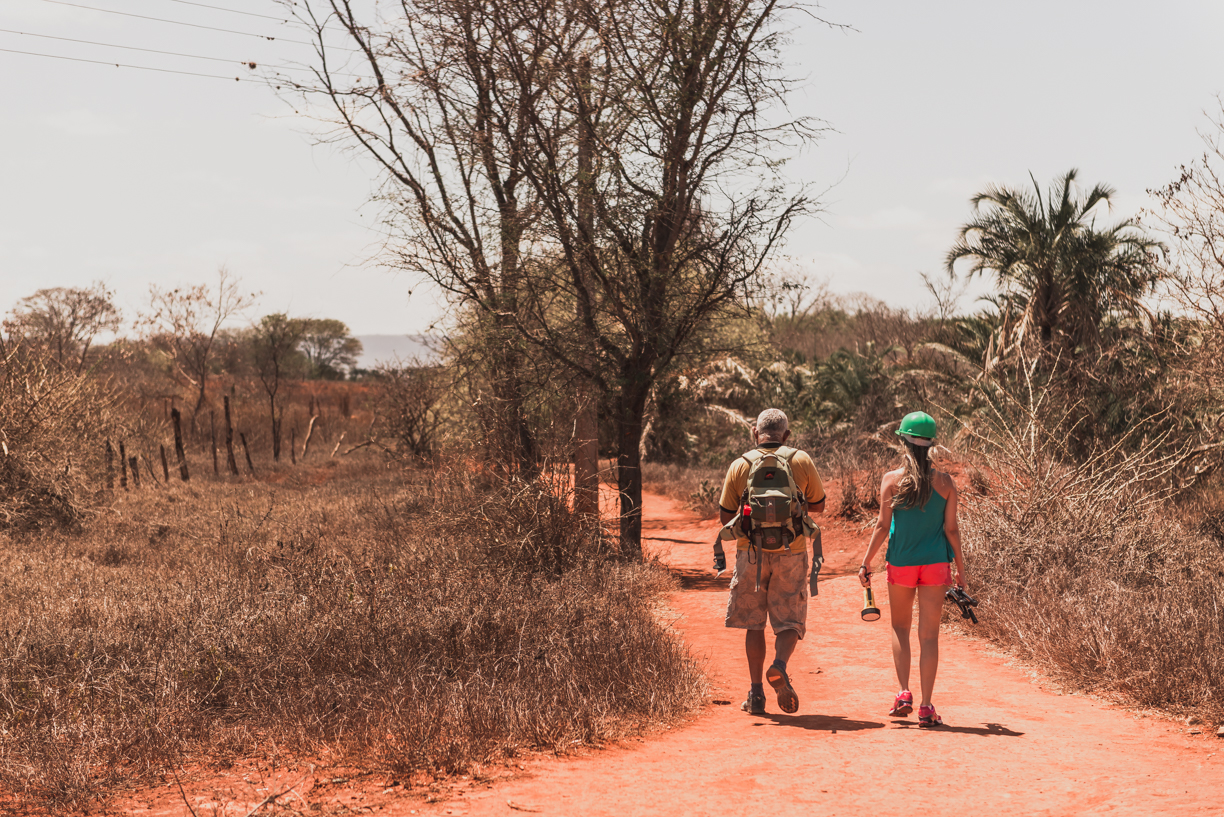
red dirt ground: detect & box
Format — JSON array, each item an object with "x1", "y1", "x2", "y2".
[{"x1": 109, "y1": 489, "x2": 1223, "y2": 817}]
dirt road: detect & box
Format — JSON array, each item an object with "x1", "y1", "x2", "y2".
[
  {"x1": 115, "y1": 490, "x2": 1223, "y2": 816},
  {"x1": 429, "y1": 490, "x2": 1223, "y2": 817}
]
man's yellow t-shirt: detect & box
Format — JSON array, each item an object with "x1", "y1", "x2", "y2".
[{"x1": 719, "y1": 442, "x2": 825, "y2": 555}]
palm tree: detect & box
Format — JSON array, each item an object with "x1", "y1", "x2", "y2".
[{"x1": 946, "y1": 169, "x2": 1162, "y2": 366}]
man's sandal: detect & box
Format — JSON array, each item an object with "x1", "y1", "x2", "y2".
[
  {"x1": 765, "y1": 664, "x2": 799, "y2": 714},
  {"x1": 889, "y1": 690, "x2": 913, "y2": 717},
  {"x1": 918, "y1": 704, "x2": 943, "y2": 727}
]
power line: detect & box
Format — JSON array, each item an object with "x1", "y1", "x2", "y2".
[
  {"x1": 0, "y1": 27, "x2": 370, "y2": 78},
  {"x1": 157, "y1": 0, "x2": 290, "y2": 22},
  {"x1": 0, "y1": 44, "x2": 248, "y2": 80},
  {"x1": 37, "y1": 0, "x2": 358, "y2": 50},
  {"x1": 0, "y1": 26, "x2": 256, "y2": 66}
]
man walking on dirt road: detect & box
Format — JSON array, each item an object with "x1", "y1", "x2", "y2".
[{"x1": 718, "y1": 408, "x2": 825, "y2": 715}]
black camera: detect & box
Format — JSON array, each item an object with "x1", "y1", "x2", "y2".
[{"x1": 945, "y1": 586, "x2": 979, "y2": 624}]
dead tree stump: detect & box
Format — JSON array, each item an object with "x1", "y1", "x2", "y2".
[{"x1": 129, "y1": 457, "x2": 141, "y2": 489}]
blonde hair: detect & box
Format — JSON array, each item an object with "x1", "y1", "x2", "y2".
[{"x1": 892, "y1": 440, "x2": 933, "y2": 510}]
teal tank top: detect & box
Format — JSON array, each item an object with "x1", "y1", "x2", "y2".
[{"x1": 886, "y1": 490, "x2": 954, "y2": 567}]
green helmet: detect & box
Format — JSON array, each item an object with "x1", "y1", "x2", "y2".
[{"x1": 896, "y1": 411, "x2": 936, "y2": 446}]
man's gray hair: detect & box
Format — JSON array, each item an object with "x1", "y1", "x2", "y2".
[{"x1": 756, "y1": 408, "x2": 789, "y2": 439}]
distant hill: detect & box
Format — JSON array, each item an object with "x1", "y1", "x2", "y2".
[{"x1": 354, "y1": 334, "x2": 440, "y2": 370}]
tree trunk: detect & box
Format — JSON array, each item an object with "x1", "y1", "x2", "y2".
[
  {"x1": 574, "y1": 387, "x2": 600, "y2": 518},
  {"x1": 615, "y1": 380, "x2": 651, "y2": 560},
  {"x1": 572, "y1": 58, "x2": 600, "y2": 518}
]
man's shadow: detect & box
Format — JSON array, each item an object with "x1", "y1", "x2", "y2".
[
  {"x1": 672, "y1": 567, "x2": 731, "y2": 591},
  {"x1": 755, "y1": 714, "x2": 885, "y2": 733}
]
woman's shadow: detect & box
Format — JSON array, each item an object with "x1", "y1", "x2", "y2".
[{"x1": 760, "y1": 715, "x2": 1024, "y2": 737}]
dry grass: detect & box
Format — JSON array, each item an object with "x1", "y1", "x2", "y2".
[
  {"x1": 0, "y1": 457, "x2": 705, "y2": 810},
  {"x1": 962, "y1": 486, "x2": 1224, "y2": 726},
  {"x1": 958, "y1": 387, "x2": 1223, "y2": 727}
]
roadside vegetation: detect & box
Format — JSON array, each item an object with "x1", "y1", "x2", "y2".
[{"x1": 5, "y1": 1, "x2": 1224, "y2": 808}]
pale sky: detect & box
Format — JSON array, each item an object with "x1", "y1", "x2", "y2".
[{"x1": 2, "y1": 0, "x2": 1222, "y2": 334}]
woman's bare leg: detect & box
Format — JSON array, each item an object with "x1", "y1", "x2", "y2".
[
  {"x1": 887, "y1": 582, "x2": 917, "y2": 691},
  {"x1": 916, "y1": 584, "x2": 946, "y2": 707}
]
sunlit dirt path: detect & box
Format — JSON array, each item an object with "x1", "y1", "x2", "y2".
[
  {"x1": 111, "y1": 488, "x2": 1223, "y2": 816},
  {"x1": 426, "y1": 489, "x2": 1224, "y2": 817}
]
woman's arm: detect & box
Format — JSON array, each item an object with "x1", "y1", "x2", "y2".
[
  {"x1": 942, "y1": 473, "x2": 968, "y2": 591},
  {"x1": 857, "y1": 472, "x2": 896, "y2": 587}
]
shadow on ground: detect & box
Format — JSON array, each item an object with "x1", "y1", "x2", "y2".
[
  {"x1": 755, "y1": 714, "x2": 886, "y2": 733},
  {"x1": 889, "y1": 721, "x2": 1025, "y2": 737}
]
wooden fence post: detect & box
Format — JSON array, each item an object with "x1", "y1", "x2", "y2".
[
  {"x1": 129, "y1": 456, "x2": 141, "y2": 489},
  {"x1": 223, "y1": 396, "x2": 240, "y2": 476},
  {"x1": 301, "y1": 415, "x2": 318, "y2": 460},
  {"x1": 160, "y1": 445, "x2": 171, "y2": 483},
  {"x1": 105, "y1": 439, "x2": 115, "y2": 490},
  {"x1": 239, "y1": 432, "x2": 256, "y2": 475},
  {"x1": 170, "y1": 408, "x2": 190, "y2": 482},
  {"x1": 119, "y1": 441, "x2": 129, "y2": 490},
  {"x1": 290, "y1": 427, "x2": 297, "y2": 465}
]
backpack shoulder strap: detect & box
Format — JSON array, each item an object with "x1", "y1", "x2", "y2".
[{"x1": 775, "y1": 446, "x2": 797, "y2": 462}]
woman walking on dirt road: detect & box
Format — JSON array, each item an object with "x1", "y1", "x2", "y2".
[{"x1": 857, "y1": 411, "x2": 967, "y2": 727}]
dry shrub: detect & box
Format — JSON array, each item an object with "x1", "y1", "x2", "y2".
[
  {"x1": 0, "y1": 459, "x2": 705, "y2": 809},
  {"x1": 959, "y1": 383, "x2": 1223, "y2": 725},
  {"x1": 824, "y1": 442, "x2": 890, "y2": 521},
  {"x1": 0, "y1": 341, "x2": 115, "y2": 530}
]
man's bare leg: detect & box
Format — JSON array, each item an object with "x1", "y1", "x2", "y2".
[
  {"x1": 773, "y1": 628, "x2": 799, "y2": 667},
  {"x1": 746, "y1": 629, "x2": 766, "y2": 683}
]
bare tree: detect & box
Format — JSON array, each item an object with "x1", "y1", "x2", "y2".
[
  {"x1": 373, "y1": 359, "x2": 448, "y2": 459},
  {"x1": 4, "y1": 283, "x2": 120, "y2": 373},
  {"x1": 499, "y1": 0, "x2": 822, "y2": 553},
  {"x1": 1151, "y1": 101, "x2": 1224, "y2": 334},
  {"x1": 143, "y1": 267, "x2": 257, "y2": 416},
  {"x1": 251, "y1": 313, "x2": 308, "y2": 461},
  {"x1": 282, "y1": 0, "x2": 547, "y2": 478},
  {"x1": 286, "y1": 0, "x2": 824, "y2": 555}
]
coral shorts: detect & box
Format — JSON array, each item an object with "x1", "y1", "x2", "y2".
[{"x1": 886, "y1": 562, "x2": 953, "y2": 588}]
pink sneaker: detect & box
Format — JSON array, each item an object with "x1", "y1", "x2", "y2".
[
  {"x1": 918, "y1": 704, "x2": 943, "y2": 727},
  {"x1": 889, "y1": 690, "x2": 913, "y2": 717}
]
